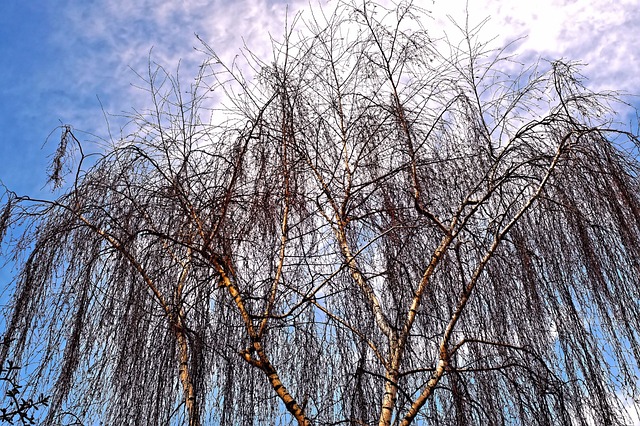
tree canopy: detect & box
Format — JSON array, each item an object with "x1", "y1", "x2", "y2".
[{"x1": 1, "y1": 1, "x2": 640, "y2": 425}]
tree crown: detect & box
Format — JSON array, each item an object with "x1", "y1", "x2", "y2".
[{"x1": 1, "y1": 1, "x2": 640, "y2": 425}]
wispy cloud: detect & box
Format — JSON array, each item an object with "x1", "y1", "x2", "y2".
[
  {"x1": 50, "y1": 0, "x2": 310, "y2": 130},
  {"x1": 53, "y1": 0, "x2": 639, "y2": 122},
  {"x1": 2, "y1": 0, "x2": 638, "y2": 193},
  {"x1": 431, "y1": 0, "x2": 640, "y2": 94}
]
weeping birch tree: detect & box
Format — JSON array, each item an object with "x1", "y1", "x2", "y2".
[{"x1": 1, "y1": 1, "x2": 640, "y2": 425}]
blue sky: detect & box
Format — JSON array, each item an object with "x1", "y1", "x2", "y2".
[
  {"x1": 0, "y1": 0, "x2": 310, "y2": 195},
  {"x1": 1, "y1": 0, "x2": 639, "y2": 195}
]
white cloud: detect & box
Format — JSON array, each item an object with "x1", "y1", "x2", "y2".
[
  {"x1": 619, "y1": 390, "x2": 640, "y2": 426},
  {"x1": 50, "y1": 0, "x2": 309, "y2": 134},
  {"x1": 49, "y1": 0, "x2": 640, "y2": 136},
  {"x1": 430, "y1": 0, "x2": 640, "y2": 93}
]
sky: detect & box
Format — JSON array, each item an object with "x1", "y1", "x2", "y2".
[
  {"x1": 0, "y1": 0, "x2": 639, "y2": 196},
  {"x1": 0, "y1": 0, "x2": 640, "y2": 421}
]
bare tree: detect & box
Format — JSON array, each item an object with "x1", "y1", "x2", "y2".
[{"x1": 2, "y1": 1, "x2": 640, "y2": 425}]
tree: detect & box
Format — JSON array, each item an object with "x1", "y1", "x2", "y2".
[{"x1": 1, "y1": 1, "x2": 640, "y2": 425}]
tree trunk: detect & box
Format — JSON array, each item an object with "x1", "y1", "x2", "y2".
[
  {"x1": 176, "y1": 327, "x2": 199, "y2": 426},
  {"x1": 378, "y1": 368, "x2": 399, "y2": 426}
]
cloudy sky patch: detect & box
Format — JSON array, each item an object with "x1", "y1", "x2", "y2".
[{"x1": 0, "y1": 0, "x2": 638, "y2": 193}]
